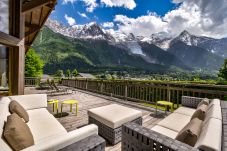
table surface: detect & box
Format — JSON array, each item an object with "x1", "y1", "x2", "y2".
[
  {"x1": 157, "y1": 101, "x2": 173, "y2": 105},
  {"x1": 62, "y1": 100, "x2": 79, "y2": 104}
]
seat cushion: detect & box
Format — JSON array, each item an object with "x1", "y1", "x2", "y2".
[
  {"x1": 88, "y1": 104, "x2": 142, "y2": 129},
  {"x1": 209, "y1": 99, "x2": 220, "y2": 106},
  {"x1": 0, "y1": 97, "x2": 11, "y2": 129},
  {"x1": 174, "y1": 107, "x2": 196, "y2": 117},
  {"x1": 27, "y1": 109, "x2": 67, "y2": 142},
  {"x1": 4, "y1": 114, "x2": 34, "y2": 151},
  {"x1": 157, "y1": 113, "x2": 191, "y2": 132},
  {"x1": 176, "y1": 118, "x2": 203, "y2": 147},
  {"x1": 195, "y1": 118, "x2": 222, "y2": 151},
  {"x1": 151, "y1": 125, "x2": 178, "y2": 139},
  {"x1": 9, "y1": 101, "x2": 29, "y2": 123}
]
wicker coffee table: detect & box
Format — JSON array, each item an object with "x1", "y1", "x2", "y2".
[{"x1": 88, "y1": 104, "x2": 142, "y2": 145}]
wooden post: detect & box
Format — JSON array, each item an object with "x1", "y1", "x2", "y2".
[
  {"x1": 124, "y1": 82, "x2": 128, "y2": 100},
  {"x1": 9, "y1": 0, "x2": 25, "y2": 95},
  {"x1": 85, "y1": 79, "x2": 88, "y2": 90},
  {"x1": 167, "y1": 84, "x2": 171, "y2": 102}
]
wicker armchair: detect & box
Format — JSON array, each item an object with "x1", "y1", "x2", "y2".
[{"x1": 122, "y1": 96, "x2": 227, "y2": 151}]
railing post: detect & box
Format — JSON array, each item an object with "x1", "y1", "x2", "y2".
[
  {"x1": 100, "y1": 81, "x2": 103, "y2": 93},
  {"x1": 124, "y1": 81, "x2": 128, "y2": 100},
  {"x1": 167, "y1": 84, "x2": 171, "y2": 102},
  {"x1": 85, "y1": 79, "x2": 88, "y2": 90}
]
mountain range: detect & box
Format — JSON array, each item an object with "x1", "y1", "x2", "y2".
[{"x1": 32, "y1": 19, "x2": 226, "y2": 74}]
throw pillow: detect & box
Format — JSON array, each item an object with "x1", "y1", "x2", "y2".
[
  {"x1": 197, "y1": 98, "x2": 209, "y2": 108},
  {"x1": 9, "y1": 100, "x2": 29, "y2": 123},
  {"x1": 191, "y1": 104, "x2": 208, "y2": 121},
  {"x1": 3, "y1": 113, "x2": 34, "y2": 151},
  {"x1": 176, "y1": 118, "x2": 203, "y2": 146}
]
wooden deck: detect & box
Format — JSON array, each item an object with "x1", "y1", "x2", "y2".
[{"x1": 25, "y1": 87, "x2": 165, "y2": 151}]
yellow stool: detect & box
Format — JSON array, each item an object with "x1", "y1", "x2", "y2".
[
  {"x1": 61, "y1": 100, "x2": 78, "y2": 115},
  {"x1": 48, "y1": 99, "x2": 59, "y2": 113},
  {"x1": 156, "y1": 101, "x2": 174, "y2": 115}
]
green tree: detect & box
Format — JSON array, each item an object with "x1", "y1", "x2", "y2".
[
  {"x1": 218, "y1": 59, "x2": 227, "y2": 80},
  {"x1": 55, "y1": 70, "x2": 64, "y2": 77},
  {"x1": 66, "y1": 69, "x2": 71, "y2": 77},
  {"x1": 25, "y1": 48, "x2": 44, "y2": 77},
  {"x1": 72, "y1": 69, "x2": 78, "y2": 77}
]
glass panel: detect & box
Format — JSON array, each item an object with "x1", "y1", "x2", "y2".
[
  {"x1": 0, "y1": 0, "x2": 9, "y2": 33},
  {"x1": 0, "y1": 45, "x2": 9, "y2": 93}
]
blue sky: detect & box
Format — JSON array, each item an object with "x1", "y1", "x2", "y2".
[
  {"x1": 49, "y1": 0, "x2": 227, "y2": 38},
  {"x1": 50, "y1": 0, "x2": 178, "y2": 26}
]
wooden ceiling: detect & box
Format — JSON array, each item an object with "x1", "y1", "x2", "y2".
[{"x1": 23, "y1": 0, "x2": 57, "y2": 52}]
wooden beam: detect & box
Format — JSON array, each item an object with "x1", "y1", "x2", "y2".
[
  {"x1": 22, "y1": 0, "x2": 53, "y2": 13},
  {"x1": 0, "y1": 31, "x2": 20, "y2": 47},
  {"x1": 9, "y1": 0, "x2": 25, "y2": 95},
  {"x1": 25, "y1": 24, "x2": 40, "y2": 37}
]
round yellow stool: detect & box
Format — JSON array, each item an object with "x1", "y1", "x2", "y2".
[
  {"x1": 61, "y1": 100, "x2": 79, "y2": 115},
  {"x1": 47, "y1": 99, "x2": 59, "y2": 113}
]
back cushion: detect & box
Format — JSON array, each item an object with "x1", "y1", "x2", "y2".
[
  {"x1": 209, "y1": 99, "x2": 220, "y2": 106},
  {"x1": 195, "y1": 118, "x2": 222, "y2": 151},
  {"x1": 0, "y1": 97, "x2": 11, "y2": 129},
  {"x1": 9, "y1": 94, "x2": 47, "y2": 110},
  {"x1": 0, "y1": 97, "x2": 13, "y2": 151},
  {"x1": 205, "y1": 104, "x2": 222, "y2": 122}
]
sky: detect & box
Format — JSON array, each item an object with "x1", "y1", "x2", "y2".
[{"x1": 50, "y1": 0, "x2": 227, "y2": 38}]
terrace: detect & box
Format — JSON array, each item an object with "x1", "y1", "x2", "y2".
[
  {"x1": 0, "y1": 0, "x2": 226, "y2": 150},
  {"x1": 25, "y1": 86, "x2": 164, "y2": 151}
]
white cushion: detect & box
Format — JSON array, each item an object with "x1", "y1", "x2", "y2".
[
  {"x1": 195, "y1": 118, "x2": 222, "y2": 151},
  {"x1": 157, "y1": 113, "x2": 191, "y2": 132},
  {"x1": 0, "y1": 97, "x2": 11, "y2": 129},
  {"x1": 22, "y1": 124, "x2": 98, "y2": 151},
  {"x1": 9, "y1": 94, "x2": 47, "y2": 110},
  {"x1": 151, "y1": 125, "x2": 178, "y2": 139},
  {"x1": 174, "y1": 107, "x2": 196, "y2": 117},
  {"x1": 27, "y1": 108, "x2": 53, "y2": 120},
  {"x1": 88, "y1": 104, "x2": 142, "y2": 129},
  {"x1": 27, "y1": 112, "x2": 67, "y2": 142},
  {"x1": 205, "y1": 104, "x2": 222, "y2": 121},
  {"x1": 209, "y1": 99, "x2": 220, "y2": 106}
]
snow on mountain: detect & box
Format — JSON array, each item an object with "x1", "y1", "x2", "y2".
[{"x1": 45, "y1": 19, "x2": 227, "y2": 57}]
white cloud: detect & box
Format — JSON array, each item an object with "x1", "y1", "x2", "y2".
[
  {"x1": 64, "y1": 14, "x2": 76, "y2": 26},
  {"x1": 62, "y1": 0, "x2": 98, "y2": 12},
  {"x1": 77, "y1": 11, "x2": 89, "y2": 19},
  {"x1": 101, "y1": 0, "x2": 136, "y2": 10},
  {"x1": 102, "y1": 22, "x2": 114, "y2": 28},
  {"x1": 113, "y1": 0, "x2": 227, "y2": 38},
  {"x1": 62, "y1": 0, "x2": 76, "y2": 4},
  {"x1": 83, "y1": 0, "x2": 98, "y2": 12}
]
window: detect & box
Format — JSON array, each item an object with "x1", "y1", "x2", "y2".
[
  {"x1": 0, "y1": 46, "x2": 8, "y2": 91},
  {"x1": 0, "y1": 0, "x2": 9, "y2": 34}
]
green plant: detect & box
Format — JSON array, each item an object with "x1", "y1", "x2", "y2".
[
  {"x1": 66, "y1": 69, "x2": 71, "y2": 77},
  {"x1": 72, "y1": 69, "x2": 78, "y2": 77},
  {"x1": 218, "y1": 59, "x2": 227, "y2": 80},
  {"x1": 55, "y1": 70, "x2": 64, "y2": 77},
  {"x1": 25, "y1": 48, "x2": 44, "y2": 77}
]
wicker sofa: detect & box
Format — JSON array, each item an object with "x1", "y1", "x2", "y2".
[
  {"x1": 122, "y1": 96, "x2": 225, "y2": 151},
  {"x1": 0, "y1": 94, "x2": 105, "y2": 151}
]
